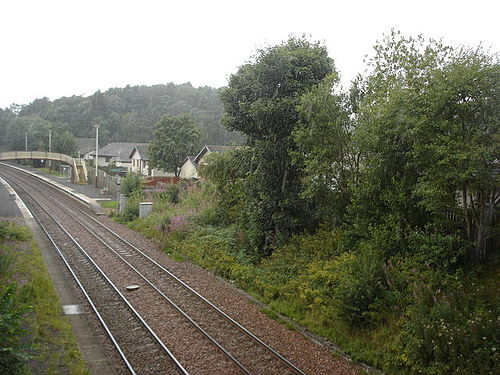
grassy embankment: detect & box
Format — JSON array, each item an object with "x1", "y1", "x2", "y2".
[
  {"x1": 0, "y1": 220, "x2": 89, "y2": 375},
  {"x1": 122, "y1": 184, "x2": 499, "y2": 375}
]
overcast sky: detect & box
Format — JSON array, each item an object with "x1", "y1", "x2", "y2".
[{"x1": 1, "y1": 0, "x2": 499, "y2": 109}]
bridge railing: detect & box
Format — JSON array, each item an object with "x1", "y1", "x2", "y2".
[
  {"x1": 0, "y1": 151, "x2": 83, "y2": 183},
  {"x1": 0, "y1": 151, "x2": 74, "y2": 164}
]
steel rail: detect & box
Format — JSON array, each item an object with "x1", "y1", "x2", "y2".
[
  {"x1": 5, "y1": 176, "x2": 190, "y2": 375},
  {"x1": 68, "y1": 211, "x2": 253, "y2": 375},
  {"x1": 1, "y1": 164, "x2": 308, "y2": 375},
  {"x1": 63, "y1": 191, "x2": 308, "y2": 375}
]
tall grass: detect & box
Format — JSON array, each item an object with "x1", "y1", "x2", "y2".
[{"x1": 0, "y1": 221, "x2": 89, "y2": 375}]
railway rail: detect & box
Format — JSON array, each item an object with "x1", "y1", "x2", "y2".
[{"x1": 0, "y1": 164, "x2": 309, "y2": 375}]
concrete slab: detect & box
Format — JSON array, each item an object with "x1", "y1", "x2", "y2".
[{"x1": 63, "y1": 304, "x2": 83, "y2": 315}]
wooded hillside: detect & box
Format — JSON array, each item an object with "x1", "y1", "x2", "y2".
[{"x1": 0, "y1": 82, "x2": 242, "y2": 152}]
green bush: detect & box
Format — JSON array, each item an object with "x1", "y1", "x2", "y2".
[
  {"x1": 0, "y1": 222, "x2": 31, "y2": 241},
  {"x1": 393, "y1": 275, "x2": 499, "y2": 374},
  {"x1": 153, "y1": 185, "x2": 180, "y2": 205},
  {"x1": 407, "y1": 230, "x2": 468, "y2": 270},
  {"x1": 0, "y1": 242, "x2": 32, "y2": 374},
  {"x1": 120, "y1": 175, "x2": 143, "y2": 197}
]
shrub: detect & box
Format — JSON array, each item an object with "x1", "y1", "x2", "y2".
[
  {"x1": 407, "y1": 230, "x2": 468, "y2": 271},
  {"x1": 0, "y1": 283, "x2": 32, "y2": 374},
  {"x1": 332, "y1": 248, "x2": 386, "y2": 328},
  {"x1": 0, "y1": 222, "x2": 31, "y2": 241},
  {"x1": 120, "y1": 175, "x2": 143, "y2": 197},
  {"x1": 153, "y1": 185, "x2": 180, "y2": 205},
  {"x1": 393, "y1": 275, "x2": 499, "y2": 374},
  {"x1": 0, "y1": 243, "x2": 32, "y2": 374}
]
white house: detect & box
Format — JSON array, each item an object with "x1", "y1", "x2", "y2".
[
  {"x1": 89, "y1": 142, "x2": 149, "y2": 170},
  {"x1": 179, "y1": 145, "x2": 239, "y2": 179},
  {"x1": 179, "y1": 156, "x2": 198, "y2": 179},
  {"x1": 129, "y1": 145, "x2": 174, "y2": 177}
]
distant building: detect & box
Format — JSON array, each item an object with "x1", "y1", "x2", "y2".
[
  {"x1": 89, "y1": 142, "x2": 149, "y2": 170},
  {"x1": 179, "y1": 145, "x2": 238, "y2": 179},
  {"x1": 179, "y1": 156, "x2": 197, "y2": 179},
  {"x1": 75, "y1": 138, "x2": 96, "y2": 160},
  {"x1": 129, "y1": 144, "x2": 174, "y2": 177}
]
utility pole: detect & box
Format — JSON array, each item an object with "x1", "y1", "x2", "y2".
[
  {"x1": 48, "y1": 129, "x2": 52, "y2": 172},
  {"x1": 24, "y1": 132, "x2": 28, "y2": 151},
  {"x1": 95, "y1": 124, "x2": 99, "y2": 188}
]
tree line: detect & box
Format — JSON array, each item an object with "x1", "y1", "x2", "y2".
[
  {"x1": 204, "y1": 31, "x2": 499, "y2": 263},
  {"x1": 196, "y1": 32, "x2": 498, "y2": 374},
  {"x1": 0, "y1": 82, "x2": 242, "y2": 155}
]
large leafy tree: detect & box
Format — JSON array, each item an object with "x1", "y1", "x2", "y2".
[
  {"x1": 293, "y1": 74, "x2": 354, "y2": 226},
  {"x1": 0, "y1": 108, "x2": 16, "y2": 150},
  {"x1": 220, "y1": 37, "x2": 335, "y2": 255},
  {"x1": 148, "y1": 114, "x2": 201, "y2": 176},
  {"x1": 353, "y1": 31, "x2": 499, "y2": 261},
  {"x1": 412, "y1": 47, "x2": 500, "y2": 261}
]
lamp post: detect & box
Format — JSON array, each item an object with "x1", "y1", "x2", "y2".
[
  {"x1": 24, "y1": 132, "x2": 28, "y2": 151},
  {"x1": 48, "y1": 129, "x2": 52, "y2": 171},
  {"x1": 95, "y1": 124, "x2": 99, "y2": 188}
]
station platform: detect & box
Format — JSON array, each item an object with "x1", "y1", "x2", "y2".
[
  {"x1": 0, "y1": 178, "x2": 23, "y2": 219},
  {"x1": 13, "y1": 165, "x2": 112, "y2": 200},
  {"x1": 0, "y1": 163, "x2": 107, "y2": 215}
]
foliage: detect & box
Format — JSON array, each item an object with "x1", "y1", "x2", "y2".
[
  {"x1": 118, "y1": 191, "x2": 144, "y2": 222},
  {"x1": 148, "y1": 114, "x2": 202, "y2": 176},
  {"x1": 219, "y1": 36, "x2": 336, "y2": 256},
  {"x1": 1, "y1": 115, "x2": 78, "y2": 155},
  {"x1": 108, "y1": 32, "x2": 500, "y2": 375},
  {"x1": 352, "y1": 30, "x2": 499, "y2": 261},
  {"x1": 120, "y1": 175, "x2": 143, "y2": 197},
  {"x1": 0, "y1": 222, "x2": 31, "y2": 241},
  {"x1": 153, "y1": 185, "x2": 180, "y2": 205},
  {"x1": 199, "y1": 148, "x2": 253, "y2": 226},
  {"x1": 0, "y1": 283, "x2": 31, "y2": 374},
  {"x1": 1, "y1": 83, "x2": 242, "y2": 148},
  {"x1": 293, "y1": 74, "x2": 354, "y2": 225},
  {"x1": 1, "y1": 228, "x2": 31, "y2": 374},
  {"x1": 1, "y1": 222, "x2": 88, "y2": 375},
  {"x1": 392, "y1": 273, "x2": 499, "y2": 375}
]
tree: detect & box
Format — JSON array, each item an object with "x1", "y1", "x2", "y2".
[
  {"x1": 411, "y1": 47, "x2": 500, "y2": 261},
  {"x1": 220, "y1": 37, "x2": 335, "y2": 255},
  {"x1": 15, "y1": 83, "x2": 240, "y2": 146},
  {"x1": 51, "y1": 129, "x2": 78, "y2": 156},
  {"x1": 352, "y1": 30, "x2": 499, "y2": 261},
  {"x1": 148, "y1": 114, "x2": 201, "y2": 176},
  {"x1": 293, "y1": 74, "x2": 354, "y2": 226},
  {"x1": 4, "y1": 116, "x2": 51, "y2": 151},
  {"x1": 0, "y1": 108, "x2": 16, "y2": 150}
]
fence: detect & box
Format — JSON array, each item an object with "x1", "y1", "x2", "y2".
[{"x1": 87, "y1": 166, "x2": 121, "y2": 198}]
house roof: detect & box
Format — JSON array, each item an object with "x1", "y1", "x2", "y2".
[
  {"x1": 129, "y1": 144, "x2": 151, "y2": 160},
  {"x1": 75, "y1": 138, "x2": 95, "y2": 155},
  {"x1": 180, "y1": 155, "x2": 197, "y2": 167},
  {"x1": 193, "y1": 145, "x2": 238, "y2": 164},
  {"x1": 90, "y1": 142, "x2": 149, "y2": 162}
]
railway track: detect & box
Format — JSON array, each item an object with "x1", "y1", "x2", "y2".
[{"x1": 0, "y1": 164, "x2": 309, "y2": 375}]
